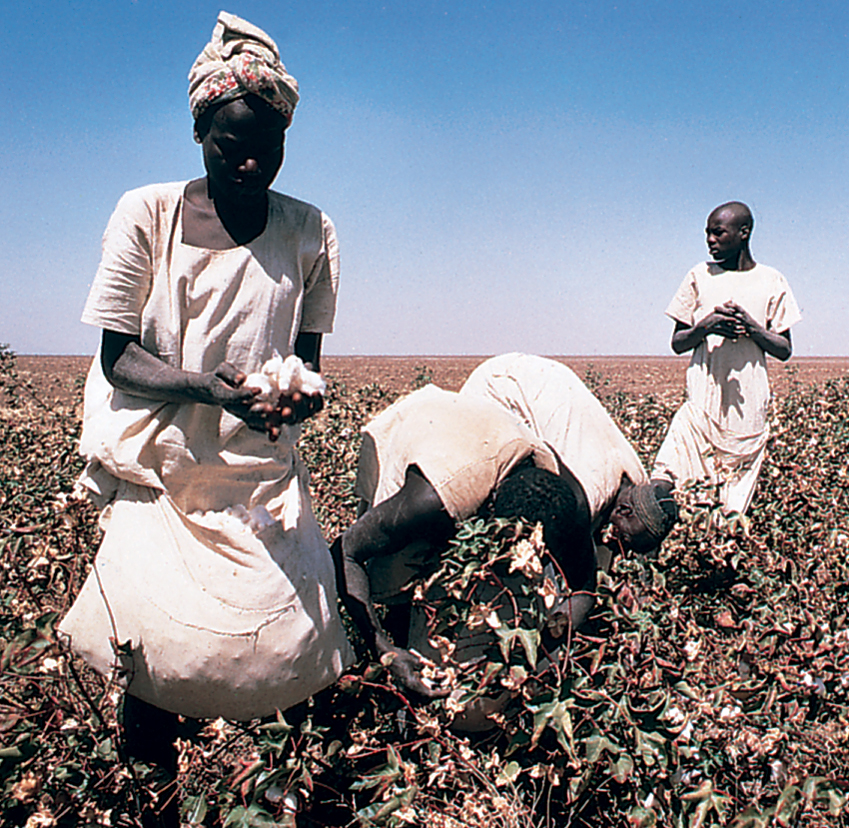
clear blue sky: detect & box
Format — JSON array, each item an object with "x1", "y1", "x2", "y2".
[{"x1": 2, "y1": 0, "x2": 847, "y2": 356}]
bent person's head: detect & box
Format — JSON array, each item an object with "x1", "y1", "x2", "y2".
[
  {"x1": 490, "y1": 466, "x2": 593, "y2": 589},
  {"x1": 611, "y1": 482, "x2": 678, "y2": 553}
]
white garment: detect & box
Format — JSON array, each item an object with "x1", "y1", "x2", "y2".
[
  {"x1": 355, "y1": 384, "x2": 558, "y2": 520},
  {"x1": 354, "y1": 384, "x2": 558, "y2": 612},
  {"x1": 61, "y1": 182, "x2": 353, "y2": 718},
  {"x1": 652, "y1": 262, "x2": 802, "y2": 513},
  {"x1": 460, "y1": 354, "x2": 648, "y2": 531}
]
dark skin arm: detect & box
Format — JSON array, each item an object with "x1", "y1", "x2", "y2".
[
  {"x1": 331, "y1": 466, "x2": 455, "y2": 698},
  {"x1": 671, "y1": 302, "x2": 792, "y2": 361},
  {"x1": 102, "y1": 329, "x2": 325, "y2": 437}
]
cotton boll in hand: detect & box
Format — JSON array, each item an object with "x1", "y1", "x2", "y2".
[
  {"x1": 243, "y1": 352, "x2": 326, "y2": 403},
  {"x1": 242, "y1": 372, "x2": 275, "y2": 401}
]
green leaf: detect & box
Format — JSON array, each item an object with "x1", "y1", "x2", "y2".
[
  {"x1": 530, "y1": 700, "x2": 556, "y2": 749},
  {"x1": 646, "y1": 730, "x2": 671, "y2": 768},
  {"x1": 494, "y1": 626, "x2": 540, "y2": 668},
  {"x1": 673, "y1": 681, "x2": 701, "y2": 701},
  {"x1": 355, "y1": 785, "x2": 418, "y2": 823},
  {"x1": 773, "y1": 784, "x2": 802, "y2": 826},
  {"x1": 350, "y1": 745, "x2": 403, "y2": 791},
  {"x1": 610, "y1": 752, "x2": 634, "y2": 783},
  {"x1": 95, "y1": 737, "x2": 116, "y2": 762},
  {"x1": 585, "y1": 732, "x2": 622, "y2": 764},
  {"x1": 258, "y1": 710, "x2": 293, "y2": 735},
  {"x1": 728, "y1": 806, "x2": 773, "y2": 828},
  {"x1": 495, "y1": 761, "x2": 522, "y2": 786},
  {"x1": 238, "y1": 802, "x2": 284, "y2": 827},
  {"x1": 182, "y1": 794, "x2": 208, "y2": 825}
]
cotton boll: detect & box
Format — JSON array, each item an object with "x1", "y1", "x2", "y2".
[
  {"x1": 191, "y1": 507, "x2": 252, "y2": 534},
  {"x1": 225, "y1": 505, "x2": 252, "y2": 523},
  {"x1": 191, "y1": 505, "x2": 279, "y2": 536},
  {"x1": 248, "y1": 506, "x2": 277, "y2": 533},
  {"x1": 245, "y1": 352, "x2": 326, "y2": 403},
  {"x1": 243, "y1": 373, "x2": 275, "y2": 401},
  {"x1": 273, "y1": 354, "x2": 326, "y2": 396},
  {"x1": 291, "y1": 358, "x2": 326, "y2": 396}
]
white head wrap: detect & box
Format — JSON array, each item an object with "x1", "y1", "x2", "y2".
[{"x1": 188, "y1": 11, "x2": 299, "y2": 126}]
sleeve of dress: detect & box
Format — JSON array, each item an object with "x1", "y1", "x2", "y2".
[
  {"x1": 766, "y1": 273, "x2": 803, "y2": 333},
  {"x1": 299, "y1": 212, "x2": 340, "y2": 334},
  {"x1": 664, "y1": 269, "x2": 699, "y2": 326},
  {"x1": 80, "y1": 189, "x2": 155, "y2": 335}
]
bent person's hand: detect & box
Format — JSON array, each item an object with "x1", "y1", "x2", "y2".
[{"x1": 379, "y1": 644, "x2": 451, "y2": 700}]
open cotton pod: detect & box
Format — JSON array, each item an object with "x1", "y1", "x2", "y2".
[{"x1": 243, "y1": 352, "x2": 327, "y2": 403}]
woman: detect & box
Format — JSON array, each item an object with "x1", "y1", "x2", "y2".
[{"x1": 60, "y1": 11, "x2": 353, "y2": 813}]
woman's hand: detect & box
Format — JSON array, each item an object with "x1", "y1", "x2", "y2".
[
  {"x1": 212, "y1": 363, "x2": 324, "y2": 440},
  {"x1": 207, "y1": 362, "x2": 270, "y2": 432},
  {"x1": 259, "y1": 391, "x2": 323, "y2": 442},
  {"x1": 102, "y1": 333, "x2": 325, "y2": 439}
]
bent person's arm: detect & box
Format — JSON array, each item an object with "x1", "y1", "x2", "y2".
[{"x1": 332, "y1": 467, "x2": 455, "y2": 698}]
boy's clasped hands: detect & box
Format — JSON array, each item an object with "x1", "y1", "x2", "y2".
[{"x1": 701, "y1": 301, "x2": 759, "y2": 340}]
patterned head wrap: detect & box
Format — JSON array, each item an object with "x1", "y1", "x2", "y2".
[
  {"x1": 188, "y1": 11, "x2": 299, "y2": 127},
  {"x1": 631, "y1": 484, "x2": 678, "y2": 544}
]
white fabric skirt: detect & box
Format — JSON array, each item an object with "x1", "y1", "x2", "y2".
[{"x1": 60, "y1": 479, "x2": 353, "y2": 720}]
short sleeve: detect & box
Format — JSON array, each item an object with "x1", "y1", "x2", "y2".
[
  {"x1": 766, "y1": 273, "x2": 802, "y2": 334},
  {"x1": 299, "y1": 212, "x2": 339, "y2": 334},
  {"x1": 80, "y1": 189, "x2": 155, "y2": 335},
  {"x1": 664, "y1": 269, "x2": 699, "y2": 326}
]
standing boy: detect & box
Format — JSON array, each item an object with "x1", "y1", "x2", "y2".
[{"x1": 652, "y1": 202, "x2": 802, "y2": 513}]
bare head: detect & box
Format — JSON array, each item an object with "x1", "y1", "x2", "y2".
[
  {"x1": 706, "y1": 201, "x2": 754, "y2": 270},
  {"x1": 610, "y1": 482, "x2": 678, "y2": 554}
]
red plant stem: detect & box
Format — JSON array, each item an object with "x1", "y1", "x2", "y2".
[{"x1": 357, "y1": 678, "x2": 502, "y2": 799}]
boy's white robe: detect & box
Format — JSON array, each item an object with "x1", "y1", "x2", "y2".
[{"x1": 652, "y1": 263, "x2": 802, "y2": 513}]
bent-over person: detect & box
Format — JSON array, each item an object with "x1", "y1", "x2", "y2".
[
  {"x1": 333, "y1": 373, "x2": 676, "y2": 711},
  {"x1": 460, "y1": 352, "x2": 676, "y2": 560}
]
